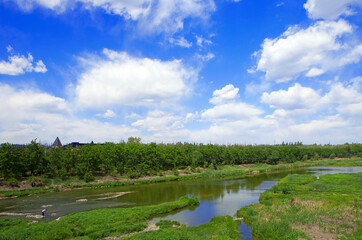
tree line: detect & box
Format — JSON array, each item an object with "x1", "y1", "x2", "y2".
[{"x1": 0, "y1": 138, "x2": 361, "y2": 180}]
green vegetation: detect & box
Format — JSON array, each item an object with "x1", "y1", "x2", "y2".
[
  {"x1": 1, "y1": 139, "x2": 361, "y2": 181},
  {"x1": 237, "y1": 173, "x2": 362, "y2": 239},
  {"x1": 0, "y1": 196, "x2": 199, "y2": 240},
  {"x1": 1, "y1": 158, "x2": 361, "y2": 197},
  {"x1": 124, "y1": 216, "x2": 240, "y2": 240},
  {"x1": 155, "y1": 220, "x2": 181, "y2": 230}
]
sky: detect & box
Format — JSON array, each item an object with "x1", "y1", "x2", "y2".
[{"x1": 0, "y1": 0, "x2": 362, "y2": 145}]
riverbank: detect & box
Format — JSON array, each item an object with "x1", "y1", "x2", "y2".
[
  {"x1": 1, "y1": 158, "x2": 361, "y2": 198},
  {"x1": 0, "y1": 196, "x2": 199, "y2": 240},
  {"x1": 237, "y1": 173, "x2": 362, "y2": 239}
]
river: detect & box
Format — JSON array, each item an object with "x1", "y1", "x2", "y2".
[{"x1": 0, "y1": 166, "x2": 361, "y2": 239}]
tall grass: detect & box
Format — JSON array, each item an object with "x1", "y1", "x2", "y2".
[{"x1": 237, "y1": 173, "x2": 362, "y2": 239}]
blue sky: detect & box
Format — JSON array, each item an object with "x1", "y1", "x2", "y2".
[{"x1": 0, "y1": 0, "x2": 362, "y2": 145}]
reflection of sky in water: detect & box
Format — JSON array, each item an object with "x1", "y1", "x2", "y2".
[
  {"x1": 152, "y1": 180, "x2": 278, "y2": 227},
  {"x1": 305, "y1": 166, "x2": 362, "y2": 178}
]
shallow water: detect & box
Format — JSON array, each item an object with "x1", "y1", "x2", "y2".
[{"x1": 0, "y1": 166, "x2": 361, "y2": 239}]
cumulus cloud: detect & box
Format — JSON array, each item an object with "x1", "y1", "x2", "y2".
[
  {"x1": 209, "y1": 84, "x2": 239, "y2": 104},
  {"x1": 0, "y1": 83, "x2": 67, "y2": 124},
  {"x1": 252, "y1": 20, "x2": 362, "y2": 82},
  {"x1": 131, "y1": 110, "x2": 190, "y2": 142},
  {"x1": 261, "y1": 83, "x2": 321, "y2": 110},
  {"x1": 96, "y1": 109, "x2": 117, "y2": 118},
  {"x1": 201, "y1": 84, "x2": 263, "y2": 122},
  {"x1": 201, "y1": 102, "x2": 263, "y2": 122},
  {"x1": 75, "y1": 49, "x2": 197, "y2": 108},
  {"x1": 304, "y1": 0, "x2": 362, "y2": 20},
  {"x1": 10, "y1": 0, "x2": 216, "y2": 34},
  {"x1": 0, "y1": 46, "x2": 47, "y2": 75},
  {"x1": 322, "y1": 82, "x2": 362, "y2": 104},
  {"x1": 132, "y1": 110, "x2": 180, "y2": 131},
  {"x1": 0, "y1": 83, "x2": 138, "y2": 144}
]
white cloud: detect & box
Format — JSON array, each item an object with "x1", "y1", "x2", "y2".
[
  {"x1": 196, "y1": 35, "x2": 213, "y2": 47},
  {"x1": 132, "y1": 110, "x2": 180, "y2": 131},
  {"x1": 304, "y1": 0, "x2": 362, "y2": 20},
  {"x1": 11, "y1": 0, "x2": 216, "y2": 34},
  {"x1": 209, "y1": 84, "x2": 239, "y2": 105},
  {"x1": 322, "y1": 82, "x2": 362, "y2": 105},
  {"x1": 131, "y1": 110, "x2": 191, "y2": 142},
  {"x1": 0, "y1": 83, "x2": 138, "y2": 144},
  {"x1": 338, "y1": 102, "x2": 362, "y2": 117},
  {"x1": 290, "y1": 115, "x2": 349, "y2": 137},
  {"x1": 185, "y1": 112, "x2": 198, "y2": 123},
  {"x1": 6, "y1": 45, "x2": 13, "y2": 52},
  {"x1": 201, "y1": 102, "x2": 263, "y2": 122},
  {"x1": 253, "y1": 20, "x2": 361, "y2": 82},
  {"x1": 195, "y1": 52, "x2": 215, "y2": 62},
  {"x1": 96, "y1": 109, "x2": 117, "y2": 118},
  {"x1": 169, "y1": 36, "x2": 192, "y2": 48},
  {"x1": 75, "y1": 49, "x2": 197, "y2": 108},
  {"x1": 261, "y1": 83, "x2": 321, "y2": 110},
  {"x1": 0, "y1": 83, "x2": 67, "y2": 125},
  {"x1": 0, "y1": 47, "x2": 47, "y2": 75}
]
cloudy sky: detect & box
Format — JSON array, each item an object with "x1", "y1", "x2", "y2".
[{"x1": 0, "y1": 0, "x2": 361, "y2": 145}]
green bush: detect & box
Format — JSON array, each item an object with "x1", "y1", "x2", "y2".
[
  {"x1": 127, "y1": 170, "x2": 140, "y2": 179},
  {"x1": 172, "y1": 169, "x2": 179, "y2": 176},
  {"x1": 329, "y1": 153, "x2": 336, "y2": 159},
  {"x1": 84, "y1": 171, "x2": 94, "y2": 182},
  {"x1": 6, "y1": 178, "x2": 19, "y2": 187}
]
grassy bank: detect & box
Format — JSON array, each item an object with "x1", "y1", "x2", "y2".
[
  {"x1": 237, "y1": 173, "x2": 362, "y2": 239},
  {"x1": 124, "y1": 216, "x2": 241, "y2": 240},
  {"x1": 0, "y1": 196, "x2": 199, "y2": 240},
  {"x1": 1, "y1": 158, "x2": 361, "y2": 198}
]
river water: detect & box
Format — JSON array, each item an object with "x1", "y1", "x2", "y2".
[{"x1": 0, "y1": 166, "x2": 361, "y2": 239}]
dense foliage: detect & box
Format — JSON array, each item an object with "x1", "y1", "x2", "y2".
[{"x1": 0, "y1": 138, "x2": 361, "y2": 180}]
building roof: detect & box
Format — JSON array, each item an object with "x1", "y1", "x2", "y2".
[{"x1": 52, "y1": 137, "x2": 62, "y2": 148}]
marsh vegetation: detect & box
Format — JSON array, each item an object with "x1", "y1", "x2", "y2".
[{"x1": 237, "y1": 173, "x2": 362, "y2": 239}]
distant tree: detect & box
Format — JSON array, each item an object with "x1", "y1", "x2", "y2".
[{"x1": 127, "y1": 137, "x2": 141, "y2": 144}]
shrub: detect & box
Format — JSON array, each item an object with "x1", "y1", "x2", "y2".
[
  {"x1": 6, "y1": 178, "x2": 19, "y2": 187},
  {"x1": 84, "y1": 171, "x2": 94, "y2": 182},
  {"x1": 27, "y1": 176, "x2": 46, "y2": 187},
  {"x1": 172, "y1": 168, "x2": 179, "y2": 176},
  {"x1": 329, "y1": 153, "x2": 336, "y2": 159},
  {"x1": 58, "y1": 169, "x2": 67, "y2": 180},
  {"x1": 127, "y1": 170, "x2": 140, "y2": 179}
]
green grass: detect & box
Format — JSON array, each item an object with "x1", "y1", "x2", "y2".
[
  {"x1": 1, "y1": 158, "x2": 361, "y2": 198},
  {"x1": 237, "y1": 173, "x2": 362, "y2": 240},
  {"x1": 0, "y1": 196, "x2": 199, "y2": 240},
  {"x1": 124, "y1": 216, "x2": 241, "y2": 240}
]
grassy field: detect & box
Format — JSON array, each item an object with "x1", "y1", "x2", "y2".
[
  {"x1": 237, "y1": 173, "x2": 362, "y2": 240},
  {"x1": 123, "y1": 216, "x2": 241, "y2": 240},
  {"x1": 0, "y1": 196, "x2": 199, "y2": 240},
  {"x1": 1, "y1": 158, "x2": 361, "y2": 198}
]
